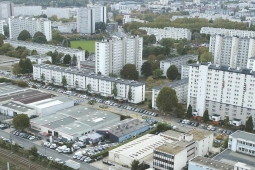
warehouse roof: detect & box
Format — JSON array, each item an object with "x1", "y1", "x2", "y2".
[
  {"x1": 110, "y1": 134, "x2": 172, "y2": 161},
  {"x1": 0, "y1": 83, "x2": 24, "y2": 97},
  {"x1": 2, "y1": 101, "x2": 34, "y2": 112},
  {"x1": 28, "y1": 96, "x2": 72, "y2": 109},
  {"x1": 98, "y1": 119, "x2": 149, "y2": 137},
  {"x1": 230, "y1": 130, "x2": 255, "y2": 142}
]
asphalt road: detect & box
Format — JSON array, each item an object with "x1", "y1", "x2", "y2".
[{"x1": 0, "y1": 130, "x2": 100, "y2": 170}]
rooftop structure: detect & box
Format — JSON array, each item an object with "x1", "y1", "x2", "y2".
[
  {"x1": 0, "y1": 83, "x2": 24, "y2": 96},
  {"x1": 230, "y1": 130, "x2": 255, "y2": 142},
  {"x1": 2, "y1": 101, "x2": 34, "y2": 113},
  {"x1": 156, "y1": 141, "x2": 187, "y2": 155},
  {"x1": 31, "y1": 105, "x2": 120, "y2": 140}
]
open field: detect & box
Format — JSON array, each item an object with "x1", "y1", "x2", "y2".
[{"x1": 70, "y1": 40, "x2": 97, "y2": 53}]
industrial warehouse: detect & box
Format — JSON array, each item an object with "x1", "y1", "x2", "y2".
[{"x1": 30, "y1": 106, "x2": 120, "y2": 140}]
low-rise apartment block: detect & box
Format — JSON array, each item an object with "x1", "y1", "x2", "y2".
[
  {"x1": 123, "y1": 15, "x2": 147, "y2": 24},
  {"x1": 139, "y1": 27, "x2": 192, "y2": 41},
  {"x1": 201, "y1": 27, "x2": 255, "y2": 37},
  {"x1": 152, "y1": 78, "x2": 188, "y2": 109},
  {"x1": 160, "y1": 55, "x2": 198, "y2": 76},
  {"x1": 33, "y1": 64, "x2": 145, "y2": 103},
  {"x1": 27, "y1": 55, "x2": 52, "y2": 64},
  {"x1": 4, "y1": 40, "x2": 85, "y2": 69},
  {"x1": 188, "y1": 63, "x2": 255, "y2": 127},
  {"x1": 8, "y1": 15, "x2": 52, "y2": 41}
]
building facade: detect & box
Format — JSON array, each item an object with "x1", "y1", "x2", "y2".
[
  {"x1": 201, "y1": 27, "x2": 255, "y2": 37},
  {"x1": 140, "y1": 27, "x2": 192, "y2": 41},
  {"x1": 111, "y1": 1, "x2": 142, "y2": 14},
  {"x1": 187, "y1": 63, "x2": 255, "y2": 126},
  {"x1": 123, "y1": 15, "x2": 147, "y2": 24},
  {"x1": 4, "y1": 40, "x2": 85, "y2": 69},
  {"x1": 27, "y1": 55, "x2": 52, "y2": 64},
  {"x1": 14, "y1": 6, "x2": 42, "y2": 16},
  {"x1": 8, "y1": 15, "x2": 52, "y2": 41},
  {"x1": 152, "y1": 78, "x2": 189, "y2": 109},
  {"x1": 160, "y1": 55, "x2": 198, "y2": 76},
  {"x1": 181, "y1": 65, "x2": 190, "y2": 79},
  {"x1": 87, "y1": 5, "x2": 106, "y2": 23},
  {"x1": 0, "y1": 1, "x2": 14, "y2": 19},
  {"x1": 209, "y1": 35, "x2": 255, "y2": 68},
  {"x1": 33, "y1": 64, "x2": 145, "y2": 104},
  {"x1": 95, "y1": 36, "x2": 143, "y2": 76},
  {"x1": 45, "y1": 7, "x2": 76, "y2": 19}
]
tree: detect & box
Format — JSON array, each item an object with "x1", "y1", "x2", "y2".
[
  {"x1": 63, "y1": 54, "x2": 71, "y2": 65},
  {"x1": 29, "y1": 145, "x2": 38, "y2": 158},
  {"x1": 147, "y1": 76, "x2": 154, "y2": 89},
  {"x1": 112, "y1": 83, "x2": 118, "y2": 98},
  {"x1": 17, "y1": 30, "x2": 31, "y2": 41},
  {"x1": 167, "y1": 65, "x2": 179, "y2": 80},
  {"x1": 40, "y1": 73, "x2": 45, "y2": 82},
  {"x1": 245, "y1": 116, "x2": 253, "y2": 132},
  {"x1": 51, "y1": 76, "x2": 55, "y2": 85},
  {"x1": 154, "y1": 68, "x2": 163, "y2": 79},
  {"x1": 203, "y1": 110, "x2": 209, "y2": 123},
  {"x1": 31, "y1": 49, "x2": 38, "y2": 55},
  {"x1": 141, "y1": 61, "x2": 152, "y2": 77},
  {"x1": 175, "y1": 103, "x2": 185, "y2": 118},
  {"x1": 223, "y1": 137, "x2": 228, "y2": 149},
  {"x1": 87, "y1": 83, "x2": 91, "y2": 92},
  {"x1": 19, "y1": 59, "x2": 26, "y2": 74},
  {"x1": 225, "y1": 116, "x2": 230, "y2": 128},
  {"x1": 131, "y1": 160, "x2": 139, "y2": 170},
  {"x1": 200, "y1": 52, "x2": 212, "y2": 62},
  {"x1": 128, "y1": 87, "x2": 132, "y2": 101},
  {"x1": 12, "y1": 63, "x2": 21, "y2": 75},
  {"x1": 156, "y1": 122, "x2": 171, "y2": 132},
  {"x1": 72, "y1": 55, "x2": 77, "y2": 66},
  {"x1": 186, "y1": 104, "x2": 193, "y2": 119},
  {"x1": 156, "y1": 87, "x2": 178, "y2": 112},
  {"x1": 0, "y1": 33, "x2": 4, "y2": 47},
  {"x1": 33, "y1": 31, "x2": 47, "y2": 44},
  {"x1": 61, "y1": 75, "x2": 67, "y2": 87},
  {"x1": 120, "y1": 64, "x2": 138, "y2": 80},
  {"x1": 12, "y1": 114, "x2": 30, "y2": 130},
  {"x1": 25, "y1": 58, "x2": 33, "y2": 74},
  {"x1": 75, "y1": 80, "x2": 79, "y2": 89}
]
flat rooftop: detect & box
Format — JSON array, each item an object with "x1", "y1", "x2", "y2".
[
  {"x1": 0, "y1": 87, "x2": 55, "y2": 104},
  {"x1": 230, "y1": 130, "x2": 255, "y2": 143},
  {"x1": 0, "y1": 83, "x2": 24, "y2": 97},
  {"x1": 98, "y1": 119, "x2": 149, "y2": 137},
  {"x1": 162, "y1": 130, "x2": 183, "y2": 138},
  {"x1": 2, "y1": 101, "x2": 34, "y2": 112},
  {"x1": 213, "y1": 149, "x2": 255, "y2": 170},
  {"x1": 191, "y1": 156, "x2": 234, "y2": 170},
  {"x1": 188, "y1": 129, "x2": 213, "y2": 141},
  {"x1": 110, "y1": 134, "x2": 172, "y2": 160},
  {"x1": 31, "y1": 105, "x2": 120, "y2": 136},
  {"x1": 28, "y1": 96, "x2": 72, "y2": 109},
  {"x1": 156, "y1": 141, "x2": 190, "y2": 155}
]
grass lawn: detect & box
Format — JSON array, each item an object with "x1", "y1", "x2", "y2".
[{"x1": 70, "y1": 40, "x2": 97, "y2": 53}]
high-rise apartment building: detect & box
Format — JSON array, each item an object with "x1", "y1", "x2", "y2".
[
  {"x1": 0, "y1": 1, "x2": 14, "y2": 19},
  {"x1": 188, "y1": 63, "x2": 255, "y2": 126},
  {"x1": 8, "y1": 15, "x2": 52, "y2": 41},
  {"x1": 95, "y1": 36, "x2": 143, "y2": 76},
  {"x1": 87, "y1": 5, "x2": 106, "y2": 23},
  {"x1": 209, "y1": 35, "x2": 255, "y2": 68},
  {"x1": 14, "y1": 6, "x2": 42, "y2": 16},
  {"x1": 201, "y1": 27, "x2": 255, "y2": 37},
  {"x1": 46, "y1": 7, "x2": 76, "y2": 19}
]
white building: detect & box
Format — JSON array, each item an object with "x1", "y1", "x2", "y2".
[
  {"x1": 160, "y1": 0, "x2": 169, "y2": 5},
  {"x1": 200, "y1": 27, "x2": 255, "y2": 38},
  {"x1": 188, "y1": 156, "x2": 234, "y2": 170},
  {"x1": 111, "y1": 1, "x2": 142, "y2": 14},
  {"x1": 8, "y1": 15, "x2": 52, "y2": 41},
  {"x1": 0, "y1": 101, "x2": 36, "y2": 117},
  {"x1": 209, "y1": 35, "x2": 255, "y2": 68},
  {"x1": 187, "y1": 63, "x2": 255, "y2": 126},
  {"x1": 30, "y1": 106, "x2": 120, "y2": 140},
  {"x1": 0, "y1": 1, "x2": 14, "y2": 19},
  {"x1": 27, "y1": 96, "x2": 74, "y2": 116},
  {"x1": 14, "y1": 6, "x2": 42, "y2": 16},
  {"x1": 109, "y1": 134, "x2": 173, "y2": 166},
  {"x1": 228, "y1": 130, "x2": 255, "y2": 157},
  {"x1": 0, "y1": 20, "x2": 4, "y2": 35},
  {"x1": 140, "y1": 27, "x2": 192, "y2": 41},
  {"x1": 95, "y1": 36, "x2": 143, "y2": 76},
  {"x1": 181, "y1": 65, "x2": 190, "y2": 79},
  {"x1": 123, "y1": 15, "x2": 147, "y2": 24},
  {"x1": 87, "y1": 5, "x2": 107, "y2": 23},
  {"x1": 77, "y1": 7, "x2": 95, "y2": 34},
  {"x1": 160, "y1": 55, "x2": 198, "y2": 76},
  {"x1": 152, "y1": 78, "x2": 189, "y2": 109},
  {"x1": 27, "y1": 55, "x2": 52, "y2": 64},
  {"x1": 45, "y1": 7, "x2": 76, "y2": 19},
  {"x1": 33, "y1": 64, "x2": 145, "y2": 104},
  {"x1": 4, "y1": 40, "x2": 85, "y2": 69},
  {"x1": 52, "y1": 22, "x2": 76, "y2": 33},
  {"x1": 247, "y1": 57, "x2": 255, "y2": 71}
]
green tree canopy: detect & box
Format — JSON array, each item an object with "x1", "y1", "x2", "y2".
[
  {"x1": 141, "y1": 61, "x2": 152, "y2": 77},
  {"x1": 61, "y1": 75, "x2": 67, "y2": 87},
  {"x1": 245, "y1": 116, "x2": 254, "y2": 132},
  {"x1": 29, "y1": 145, "x2": 38, "y2": 158},
  {"x1": 167, "y1": 65, "x2": 179, "y2": 80},
  {"x1": 128, "y1": 87, "x2": 132, "y2": 101},
  {"x1": 203, "y1": 109, "x2": 209, "y2": 123},
  {"x1": 0, "y1": 33, "x2": 4, "y2": 47},
  {"x1": 112, "y1": 83, "x2": 118, "y2": 97},
  {"x1": 25, "y1": 58, "x2": 33, "y2": 73},
  {"x1": 186, "y1": 104, "x2": 193, "y2": 119},
  {"x1": 200, "y1": 52, "x2": 212, "y2": 62},
  {"x1": 175, "y1": 103, "x2": 185, "y2": 118},
  {"x1": 33, "y1": 31, "x2": 47, "y2": 44},
  {"x1": 63, "y1": 54, "x2": 71, "y2": 64},
  {"x1": 225, "y1": 116, "x2": 230, "y2": 128},
  {"x1": 131, "y1": 160, "x2": 139, "y2": 170},
  {"x1": 154, "y1": 68, "x2": 163, "y2": 79},
  {"x1": 120, "y1": 64, "x2": 138, "y2": 80},
  {"x1": 12, "y1": 114, "x2": 30, "y2": 130},
  {"x1": 17, "y1": 30, "x2": 31, "y2": 41},
  {"x1": 87, "y1": 83, "x2": 91, "y2": 91},
  {"x1": 156, "y1": 87, "x2": 178, "y2": 112}
]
